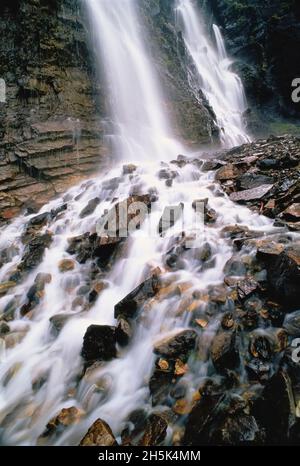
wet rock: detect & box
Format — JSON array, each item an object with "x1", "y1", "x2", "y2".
[
  {"x1": 44, "y1": 407, "x2": 84, "y2": 437},
  {"x1": 0, "y1": 321, "x2": 10, "y2": 335},
  {"x1": 19, "y1": 233, "x2": 52, "y2": 271},
  {"x1": 158, "y1": 168, "x2": 178, "y2": 181},
  {"x1": 216, "y1": 164, "x2": 239, "y2": 181},
  {"x1": 246, "y1": 359, "x2": 271, "y2": 384},
  {"x1": 116, "y1": 318, "x2": 132, "y2": 347},
  {"x1": 81, "y1": 325, "x2": 117, "y2": 365},
  {"x1": 20, "y1": 273, "x2": 51, "y2": 316},
  {"x1": 59, "y1": 259, "x2": 75, "y2": 273},
  {"x1": 34, "y1": 273, "x2": 52, "y2": 288},
  {"x1": 221, "y1": 312, "x2": 235, "y2": 330},
  {"x1": 51, "y1": 203, "x2": 68, "y2": 219},
  {"x1": 149, "y1": 369, "x2": 174, "y2": 406},
  {"x1": 138, "y1": 414, "x2": 168, "y2": 446},
  {"x1": 253, "y1": 370, "x2": 296, "y2": 443},
  {"x1": 210, "y1": 330, "x2": 240, "y2": 373},
  {"x1": 50, "y1": 313, "x2": 72, "y2": 335},
  {"x1": 202, "y1": 159, "x2": 224, "y2": 171},
  {"x1": 2, "y1": 297, "x2": 20, "y2": 321},
  {"x1": 79, "y1": 197, "x2": 100, "y2": 219},
  {"x1": 258, "y1": 244, "x2": 300, "y2": 309},
  {"x1": 281, "y1": 203, "x2": 300, "y2": 222},
  {"x1": 283, "y1": 310, "x2": 300, "y2": 336},
  {"x1": 0, "y1": 281, "x2": 16, "y2": 297},
  {"x1": 114, "y1": 272, "x2": 161, "y2": 320},
  {"x1": 88, "y1": 281, "x2": 108, "y2": 303},
  {"x1": 240, "y1": 308, "x2": 259, "y2": 330},
  {"x1": 22, "y1": 212, "x2": 51, "y2": 243},
  {"x1": 237, "y1": 278, "x2": 259, "y2": 300},
  {"x1": 248, "y1": 333, "x2": 273, "y2": 360},
  {"x1": 237, "y1": 173, "x2": 274, "y2": 190},
  {"x1": 224, "y1": 258, "x2": 247, "y2": 277},
  {"x1": 5, "y1": 331, "x2": 27, "y2": 349},
  {"x1": 80, "y1": 419, "x2": 118, "y2": 446},
  {"x1": 230, "y1": 184, "x2": 273, "y2": 203},
  {"x1": 183, "y1": 390, "x2": 225, "y2": 445},
  {"x1": 154, "y1": 330, "x2": 197, "y2": 360},
  {"x1": 123, "y1": 164, "x2": 137, "y2": 175},
  {"x1": 193, "y1": 242, "x2": 212, "y2": 263}
]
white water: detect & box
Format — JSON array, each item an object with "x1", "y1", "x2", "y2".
[
  {"x1": 176, "y1": 0, "x2": 250, "y2": 147},
  {"x1": 0, "y1": 0, "x2": 276, "y2": 446},
  {"x1": 88, "y1": 0, "x2": 181, "y2": 161}
]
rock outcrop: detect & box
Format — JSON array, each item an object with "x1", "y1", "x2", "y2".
[{"x1": 0, "y1": 0, "x2": 109, "y2": 223}]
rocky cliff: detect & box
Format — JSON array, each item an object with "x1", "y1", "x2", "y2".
[
  {"x1": 0, "y1": 0, "x2": 111, "y2": 223},
  {"x1": 208, "y1": 0, "x2": 300, "y2": 123},
  {"x1": 0, "y1": 0, "x2": 217, "y2": 224}
]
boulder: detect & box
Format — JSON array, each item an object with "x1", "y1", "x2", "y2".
[
  {"x1": 58, "y1": 259, "x2": 75, "y2": 273},
  {"x1": 80, "y1": 419, "x2": 118, "y2": 446},
  {"x1": 154, "y1": 330, "x2": 197, "y2": 360},
  {"x1": 19, "y1": 233, "x2": 52, "y2": 271},
  {"x1": 257, "y1": 244, "x2": 300, "y2": 309},
  {"x1": 210, "y1": 330, "x2": 240, "y2": 373},
  {"x1": 216, "y1": 164, "x2": 239, "y2": 181},
  {"x1": 79, "y1": 197, "x2": 100, "y2": 218},
  {"x1": 138, "y1": 414, "x2": 168, "y2": 446},
  {"x1": 123, "y1": 164, "x2": 137, "y2": 175},
  {"x1": 44, "y1": 407, "x2": 84, "y2": 437},
  {"x1": 81, "y1": 325, "x2": 117, "y2": 364},
  {"x1": 114, "y1": 273, "x2": 161, "y2": 320},
  {"x1": 253, "y1": 370, "x2": 296, "y2": 444},
  {"x1": 248, "y1": 334, "x2": 273, "y2": 360}
]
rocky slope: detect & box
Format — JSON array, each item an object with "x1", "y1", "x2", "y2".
[{"x1": 213, "y1": 135, "x2": 300, "y2": 231}]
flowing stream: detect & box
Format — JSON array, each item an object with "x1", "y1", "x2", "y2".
[{"x1": 0, "y1": 0, "x2": 275, "y2": 446}]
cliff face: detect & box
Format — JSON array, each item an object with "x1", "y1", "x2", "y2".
[
  {"x1": 0, "y1": 0, "x2": 217, "y2": 224},
  {"x1": 208, "y1": 0, "x2": 300, "y2": 120},
  {"x1": 0, "y1": 0, "x2": 111, "y2": 222}
]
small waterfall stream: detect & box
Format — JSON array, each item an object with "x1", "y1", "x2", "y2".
[
  {"x1": 176, "y1": 0, "x2": 250, "y2": 147},
  {"x1": 0, "y1": 0, "x2": 280, "y2": 446}
]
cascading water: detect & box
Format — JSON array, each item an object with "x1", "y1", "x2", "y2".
[
  {"x1": 0, "y1": 0, "x2": 280, "y2": 447},
  {"x1": 88, "y1": 0, "x2": 181, "y2": 161},
  {"x1": 176, "y1": 0, "x2": 250, "y2": 147}
]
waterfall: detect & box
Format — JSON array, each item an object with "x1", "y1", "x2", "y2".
[
  {"x1": 87, "y1": 0, "x2": 181, "y2": 161},
  {"x1": 0, "y1": 0, "x2": 276, "y2": 447},
  {"x1": 176, "y1": 0, "x2": 250, "y2": 147}
]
